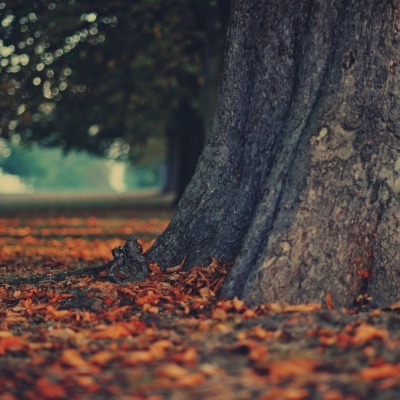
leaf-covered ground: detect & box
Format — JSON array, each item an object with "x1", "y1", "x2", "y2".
[{"x1": 1, "y1": 207, "x2": 400, "y2": 400}]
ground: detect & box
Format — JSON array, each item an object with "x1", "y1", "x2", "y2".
[{"x1": 0, "y1": 202, "x2": 400, "y2": 400}]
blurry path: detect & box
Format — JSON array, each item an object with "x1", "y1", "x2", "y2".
[{"x1": 0, "y1": 190, "x2": 174, "y2": 211}]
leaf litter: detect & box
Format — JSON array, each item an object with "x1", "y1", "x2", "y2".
[{"x1": 0, "y1": 208, "x2": 400, "y2": 399}]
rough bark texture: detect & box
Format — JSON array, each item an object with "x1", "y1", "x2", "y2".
[{"x1": 147, "y1": 0, "x2": 400, "y2": 308}]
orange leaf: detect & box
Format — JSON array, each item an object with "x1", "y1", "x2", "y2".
[
  {"x1": 157, "y1": 363, "x2": 188, "y2": 379},
  {"x1": 267, "y1": 359, "x2": 318, "y2": 378},
  {"x1": 258, "y1": 387, "x2": 309, "y2": 400},
  {"x1": 75, "y1": 376, "x2": 100, "y2": 392},
  {"x1": 103, "y1": 297, "x2": 114, "y2": 306},
  {"x1": 0, "y1": 334, "x2": 25, "y2": 355},
  {"x1": 92, "y1": 324, "x2": 131, "y2": 339},
  {"x1": 35, "y1": 376, "x2": 66, "y2": 399},
  {"x1": 149, "y1": 262, "x2": 162, "y2": 274},
  {"x1": 48, "y1": 293, "x2": 74, "y2": 304},
  {"x1": 233, "y1": 297, "x2": 245, "y2": 312},
  {"x1": 249, "y1": 344, "x2": 268, "y2": 363},
  {"x1": 352, "y1": 324, "x2": 388, "y2": 345},
  {"x1": 90, "y1": 350, "x2": 115, "y2": 366},
  {"x1": 325, "y1": 292, "x2": 335, "y2": 310},
  {"x1": 45, "y1": 305, "x2": 73, "y2": 320},
  {"x1": 384, "y1": 300, "x2": 400, "y2": 311},
  {"x1": 136, "y1": 293, "x2": 161, "y2": 306},
  {"x1": 60, "y1": 349, "x2": 89, "y2": 368},
  {"x1": 359, "y1": 363, "x2": 400, "y2": 381},
  {"x1": 177, "y1": 372, "x2": 205, "y2": 387},
  {"x1": 180, "y1": 347, "x2": 198, "y2": 367},
  {"x1": 123, "y1": 351, "x2": 155, "y2": 366},
  {"x1": 149, "y1": 340, "x2": 173, "y2": 358},
  {"x1": 211, "y1": 308, "x2": 227, "y2": 321},
  {"x1": 357, "y1": 270, "x2": 371, "y2": 278}
]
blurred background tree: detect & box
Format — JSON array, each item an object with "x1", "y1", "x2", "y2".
[{"x1": 0, "y1": 0, "x2": 230, "y2": 198}]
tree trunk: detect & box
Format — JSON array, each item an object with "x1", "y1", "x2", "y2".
[
  {"x1": 162, "y1": 100, "x2": 205, "y2": 203},
  {"x1": 147, "y1": 0, "x2": 400, "y2": 308}
]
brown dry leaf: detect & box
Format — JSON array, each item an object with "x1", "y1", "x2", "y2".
[
  {"x1": 384, "y1": 300, "x2": 400, "y2": 311},
  {"x1": 149, "y1": 262, "x2": 162, "y2": 274},
  {"x1": 35, "y1": 376, "x2": 66, "y2": 399},
  {"x1": 199, "y1": 286, "x2": 215, "y2": 299},
  {"x1": 267, "y1": 359, "x2": 318, "y2": 378},
  {"x1": 325, "y1": 292, "x2": 335, "y2": 310},
  {"x1": 46, "y1": 328, "x2": 77, "y2": 340},
  {"x1": 177, "y1": 372, "x2": 205, "y2": 387},
  {"x1": 90, "y1": 350, "x2": 115, "y2": 366},
  {"x1": 75, "y1": 376, "x2": 100, "y2": 393},
  {"x1": 123, "y1": 351, "x2": 155, "y2": 366},
  {"x1": 142, "y1": 304, "x2": 159, "y2": 314},
  {"x1": 136, "y1": 292, "x2": 162, "y2": 306},
  {"x1": 359, "y1": 363, "x2": 400, "y2": 381},
  {"x1": 0, "y1": 333, "x2": 25, "y2": 355},
  {"x1": 92, "y1": 323, "x2": 132, "y2": 339},
  {"x1": 60, "y1": 348, "x2": 89, "y2": 368},
  {"x1": 45, "y1": 305, "x2": 73, "y2": 321},
  {"x1": 233, "y1": 296, "x2": 245, "y2": 312},
  {"x1": 357, "y1": 270, "x2": 371, "y2": 278},
  {"x1": 157, "y1": 363, "x2": 188, "y2": 379},
  {"x1": 165, "y1": 256, "x2": 186, "y2": 274},
  {"x1": 282, "y1": 303, "x2": 322, "y2": 313},
  {"x1": 249, "y1": 343, "x2": 268, "y2": 363},
  {"x1": 172, "y1": 347, "x2": 198, "y2": 367},
  {"x1": 352, "y1": 324, "x2": 389, "y2": 345},
  {"x1": 212, "y1": 308, "x2": 228, "y2": 321},
  {"x1": 250, "y1": 326, "x2": 275, "y2": 340},
  {"x1": 242, "y1": 309, "x2": 257, "y2": 318},
  {"x1": 258, "y1": 387, "x2": 310, "y2": 400},
  {"x1": 48, "y1": 293, "x2": 74, "y2": 304},
  {"x1": 149, "y1": 340, "x2": 173, "y2": 358}
]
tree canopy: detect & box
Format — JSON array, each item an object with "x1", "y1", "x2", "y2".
[{"x1": 0, "y1": 0, "x2": 229, "y2": 162}]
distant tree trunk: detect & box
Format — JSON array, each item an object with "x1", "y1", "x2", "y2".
[
  {"x1": 147, "y1": 0, "x2": 400, "y2": 308},
  {"x1": 163, "y1": 1, "x2": 230, "y2": 201},
  {"x1": 162, "y1": 100, "x2": 205, "y2": 202}
]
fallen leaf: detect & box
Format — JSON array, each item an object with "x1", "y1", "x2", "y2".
[
  {"x1": 233, "y1": 297, "x2": 245, "y2": 312},
  {"x1": 90, "y1": 350, "x2": 115, "y2": 366},
  {"x1": 92, "y1": 323, "x2": 131, "y2": 339},
  {"x1": 211, "y1": 308, "x2": 227, "y2": 321},
  {"x1": 35, "y1": 376, "x2": 66, "y2": 399},
  {"x1": 352, "y1": 324, "x2": 389, "y2": 345},
  {"x1": 359, "y1": 363, "x2": 400, "y2": 381},
  {"x1": 0, "y1": 333, "x2": 25, "y2": 355},
  {"x1": 123, "y1": 351, "x2": 155, "y2": 365},
  {"x1": 157, "y1": 363, "x2": 188, "y2": 379},
  {"x1": 173, "y1": 347, "x2": 198, "y2": 367},
  {"x1": 267, "y1": 359, "x2": 318, "y2": 378},
  {"x1": 357, "y1": 270, "x2": 371, "y2": 278},
  {"x1": 258, "y1": 387, "x2": 309, "y2": 400},
  {"x1": 384, "y1": 300, "x2": 400, "y2": 311},
  {"x1": 60, "y1": 349, "x2": 89, "y2": 368},
  {"x1": 177, "y1": 372, "x2": 205, "y2": 387},
  {"x1": 325, "y1": 292, "x2": 335, "y2": 310}
]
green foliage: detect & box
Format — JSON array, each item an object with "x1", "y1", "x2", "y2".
[{"x1": 0, "y1": 0, "x2": 229, "y2": 161}]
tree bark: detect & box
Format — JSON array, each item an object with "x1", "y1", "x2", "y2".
[{"x1": 146, "y1": 0, "x2": 400, "y2": 308}]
